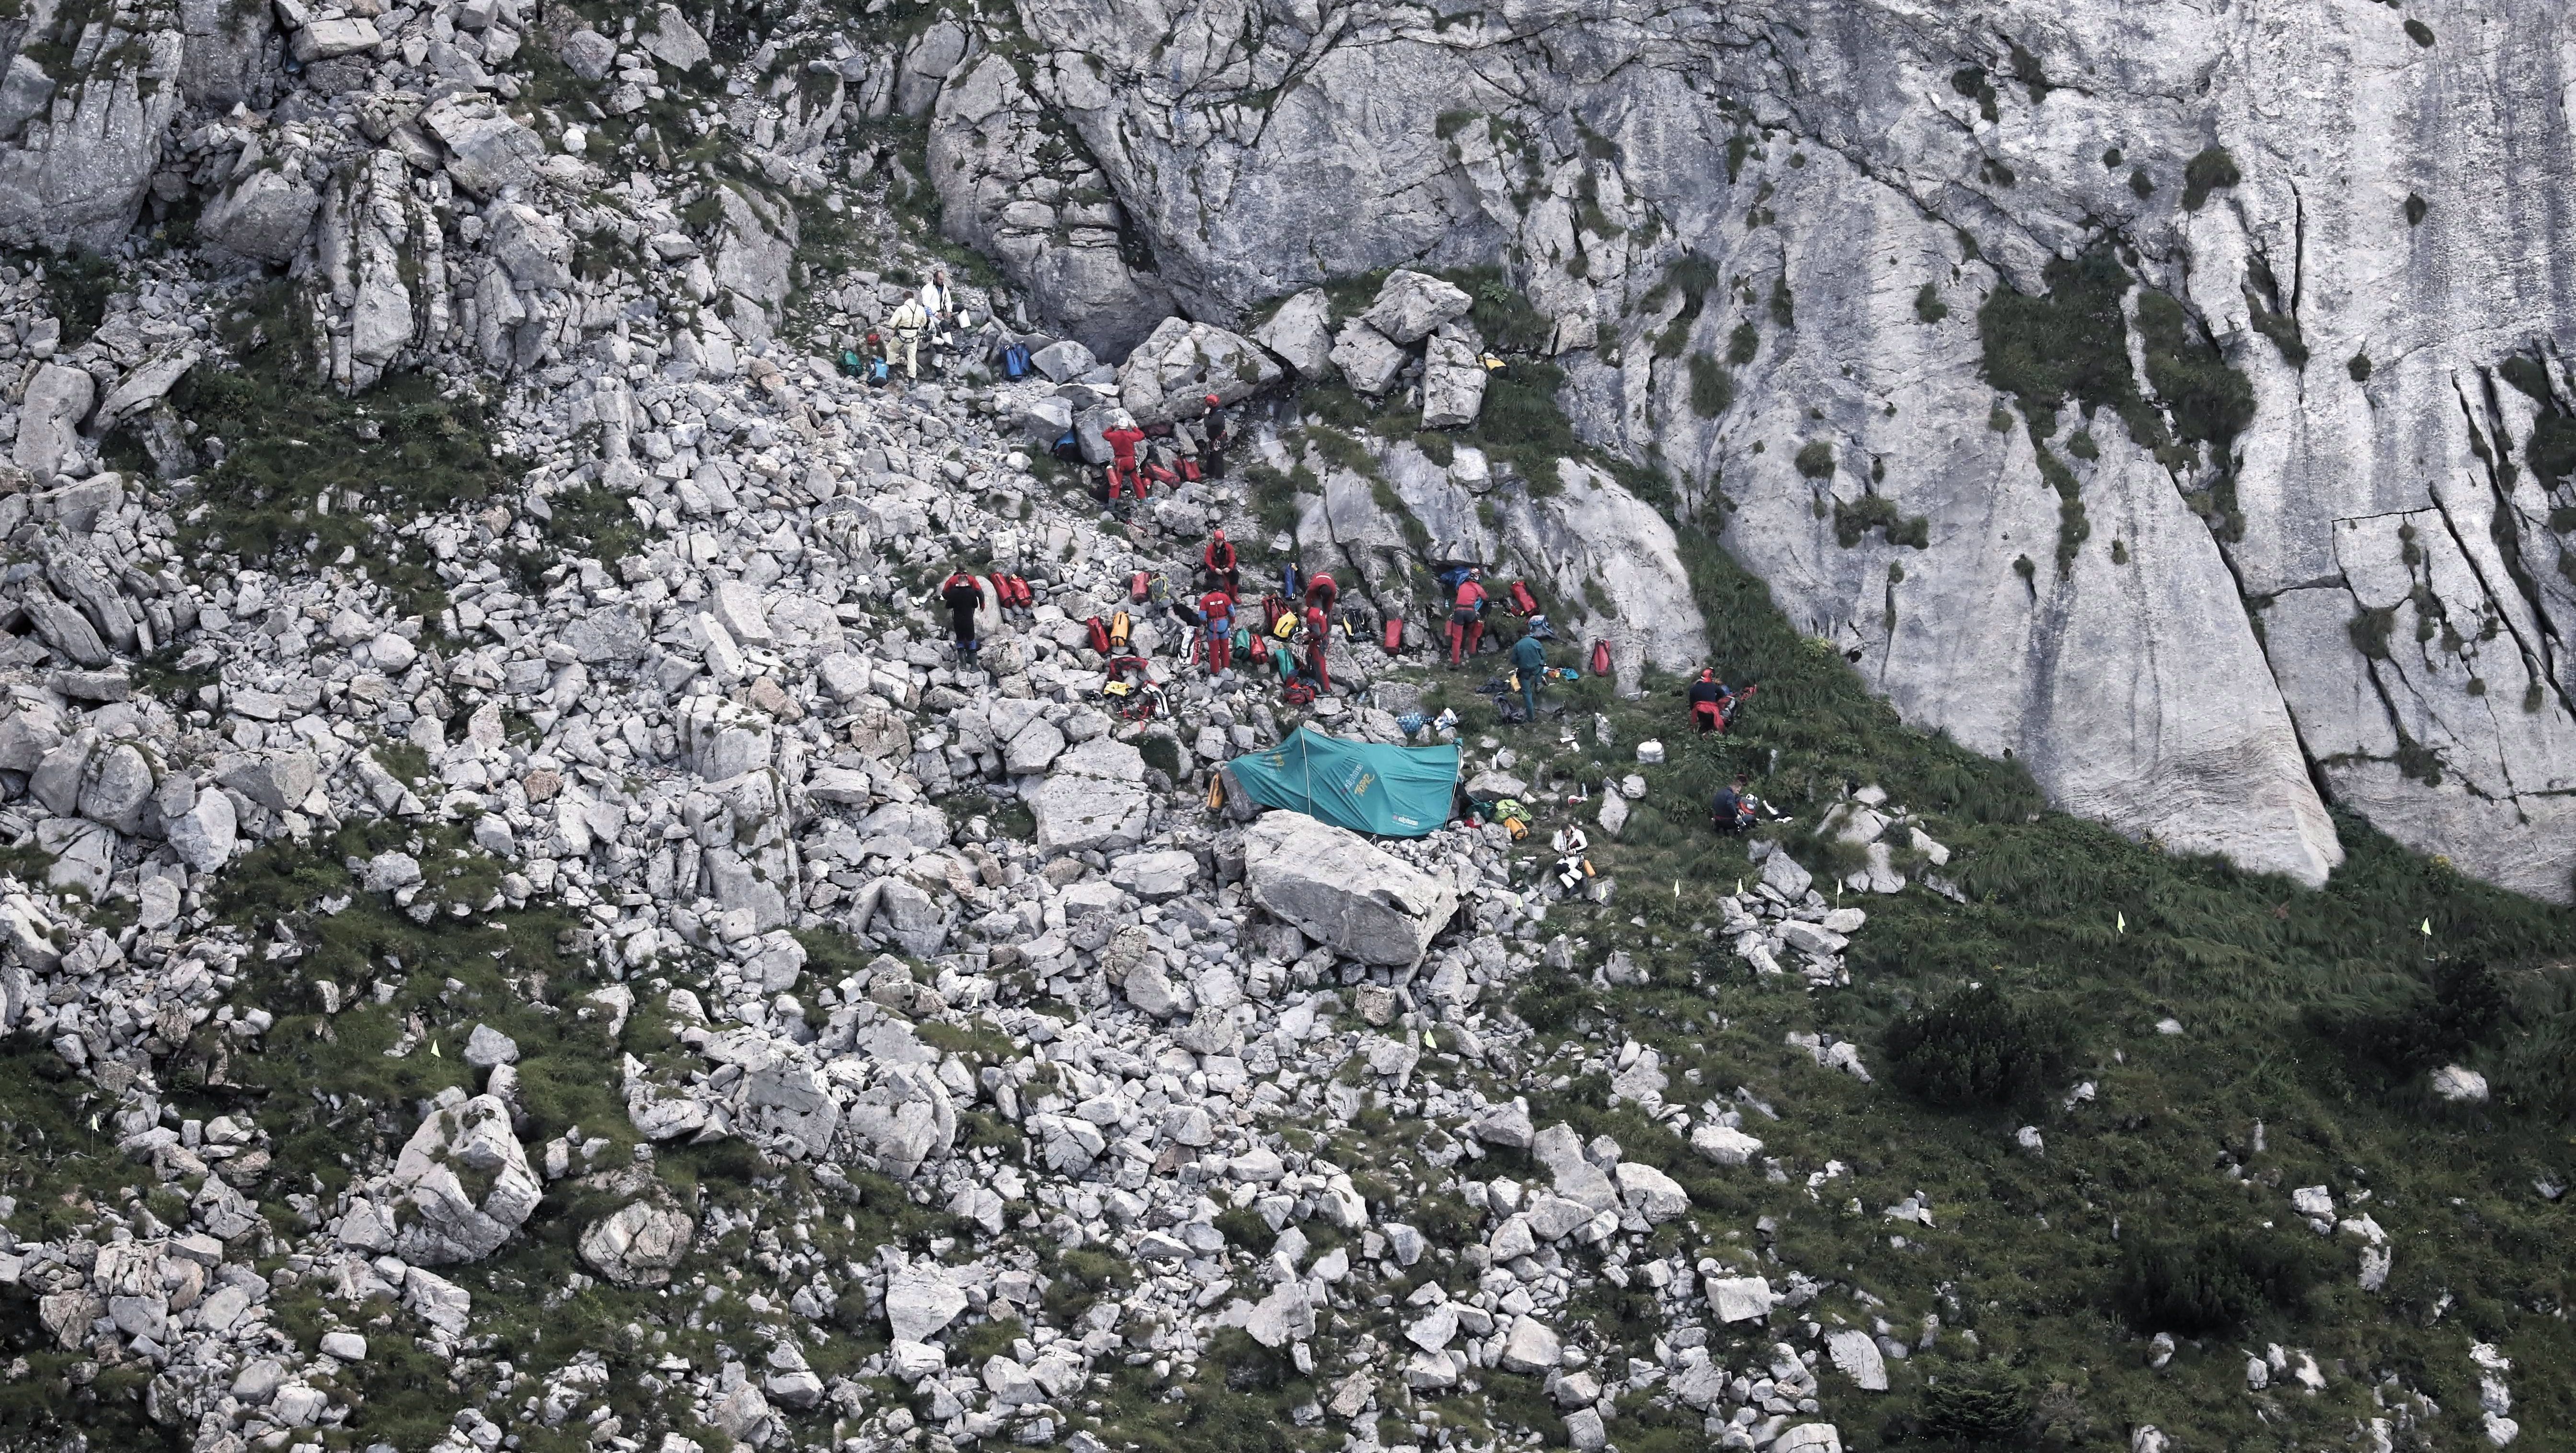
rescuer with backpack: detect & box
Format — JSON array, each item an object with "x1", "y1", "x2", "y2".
[
  {"x1": 1200, "y1": 587, "x2": 1236, "y2": 675},
  {"x1": 1447, "y1": 570, "x2": 1489, "y2": 666},
  {"x1": 939, "y1": 566, "x2": 983, "y2": 661}
]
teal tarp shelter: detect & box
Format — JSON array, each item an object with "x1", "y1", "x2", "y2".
[{"x1": 1222, "y1": 726, "x2": 1460, "y2": 837}]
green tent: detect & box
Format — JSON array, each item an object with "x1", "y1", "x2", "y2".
[{"x1": 1220, "y1": 726, "x2": 1460, "y2": 837}]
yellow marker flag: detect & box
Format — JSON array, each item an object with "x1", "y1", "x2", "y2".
[
  {"x1": 2421, "y1": 918, "x2": 2431, "y2": 936},
  {"x1": 430, "y1": 1039, "x2": 442, "y2": 1059},
  {"x1": 2116, "y1": 912, "x2": 2126, "y2": 934}
]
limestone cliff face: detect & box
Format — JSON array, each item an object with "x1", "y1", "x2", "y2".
[{"x1": 926, "y1": 0, "x2": 2576, "y2": 900}]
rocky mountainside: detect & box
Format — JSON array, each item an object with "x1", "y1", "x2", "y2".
[
  {"x1": 923, "y1": 0, "x2": 2576, "y2": 904},
  {"x1": 0, "y1": 3, "x2": 2570, "y2": 1453}
]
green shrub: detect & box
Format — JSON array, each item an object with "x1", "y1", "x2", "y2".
[
  {"x1": 1883, "y1": 984, "x2": 2071, "y2": 1109},
  {"x1": 2136, "y1": 290, "x2": 2254, "y2": 453},
  {"x1": 2116, "y1": 1229, "x2": 2320, "y2": 1335},
  {"x1": 2312, "y1": 958, "x2": 2505, "y2": 1081},
  {"x1": 1794, "y1": 440, "x2": 1835, "y2": 479},
  {"x1": 1978, "y1": 249, "x2": 2135, "y2": 428},
  {"x1": 2530, "y1": 415, "x2": 2576, "y2": 486},
  {"x1": 1915, "y1": 282, "x2": 1949, "y2": 324},
  {"x1": 1833, "y1": 494, "x2": 1930, "y2": 549},
  {"x1": 2348, "y1": 351, "x2": 2373, "y2": 383},
  {"x1": 2181, "y1": 146, "x2": 2242, "y2": 210},
  {"x1": 1916, "y1": 1374, "x2": 2032, "y2": 1442},
  {"x1": 1687, "y1": 355, "x2": 1735, "y2": 418}
]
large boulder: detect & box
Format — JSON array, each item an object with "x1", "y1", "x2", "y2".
[
  {"x1": 1419, "y1": 324, "x2": 1487, "y2": 429},
  {"x1": 1116, "y1": 316, "x2": 1284, "y2": 424},
  {"x1": 1253, "y1": 287, "x2": 1335, "y2": 378},
  {"x1": 385, "y1": 1094, "x2": 541, "y2": 1265},
  {"x1": 637, "y1": 3, "x2": 709, "y2": 69},
  {"x1": 578, "y1": 1199, "x2": 695, "y2": 1287},
  {"x1": 1242, "y1": 812, "x2": 1459, "y2": 965},
  {"x1": 1028, "y1": 774, "x2": 1150, "y2": 855},
  {"x1": 885, "y1": 1264, "x2": 969, "y2": 1342},
  {"x1": 1329, "y1": 320, "x2": 1406, "y2": 397},
  {"x1": 200, "y1": 168, "x2": 320, "y2": 263},
  {"x1": 11, "y1": 365, "x2": 95, "y2": 481},
  {"x1": 0, "y1": 34, "x2": 185, "y2": 251},
  {"x1": 421, "y1": 95, "x2": 544, "y2": 198},
  {"x1": 1361, "y1": 270, "x2": 1473, "y2": 345}
]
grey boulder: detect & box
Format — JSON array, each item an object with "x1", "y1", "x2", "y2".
[
  {"x1": 1242, "y1": 812, "x2": 1459, "y2": 965},
  {"x1": 1329, "y1": 320, "x2": 1406, "y2": 397},
  {"x1": 1361, "y1": 270, "x2": 1473, "y2": 345},
  {"x1": 387, "y1": 1095, "x2": 541, "y2": 1265},
  {"x1": 1252, "y1": 287, "x2": 1334, "y2": 379},
  {"x1": 578, "y1": 1199, "x2": 694, "y2": 1288},
  {"x1": 201, "y1": 168, "x2": 319, "y2": 263}
]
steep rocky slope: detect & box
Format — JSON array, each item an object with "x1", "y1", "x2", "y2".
[
  {"x1": 928, "y1": 0, "x2": 2576, "y2": 903},
  {"x1": 0, "y1": 3, "x2": 2569, "y2": 1453}
]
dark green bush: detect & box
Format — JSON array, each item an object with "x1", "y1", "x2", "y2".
[
  {"x1": 1687, "y1": 354, "x2": 1735, "y2": 418},
  {"x1": 2181, "y1": 146, "x2": 2242, "y2": 210},
  {"x1": 2312, "y1": 958, "x2": 2505, "y2": 1081},
  {"x1": 1917, "y1": 1374, "x2": 2032, "y2": 1442},
  {"x1": 1833, "y1": 494, "x2": 1930, "y2": 549},
  {"x1": 1883, "y1": 984, "x2": 2071, "y2": 1109},
  {"x1": 2116, "y1": 1229, "x2": 2320, "y2": 1334}
]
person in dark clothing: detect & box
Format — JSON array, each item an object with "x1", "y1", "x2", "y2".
[
  {"x1": 939, "y1": 569, "x2": 983, "y2": 660},
  {"x1": 1510, "y1": 630, "x2": 1549, "y2": 722},
  {"x1": 1689, "y1": 668, "x2": 1735, "y2": 733},
  {"x1": 1711, "y1": 776, "x2": 1758, "y2": 833},
  {"x1": 1203, "y1": 529, "x2": 1240, "y2": 595},
  {"x1": 1199, "y1": 393, "x2": 1231, "y2": 476}
]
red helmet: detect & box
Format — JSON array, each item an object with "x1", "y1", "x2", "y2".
[{"x1": 1204, "y1": 393, "x2": 1221, "y2": 407}]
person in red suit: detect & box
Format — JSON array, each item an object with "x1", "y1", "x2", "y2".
[
  {"x1": 1200, "y1": 589, "x2": 1236, "y2": 674},
  {"x1": 1103, "y1": 416, "x2": 1147, "y2": 501},
  {"x1": 1203, "y1": 529, "x2": 1239, "y2": 595},
  {"x1": 1447, "y1": 571, "x2": 1488, "y2": 665}
]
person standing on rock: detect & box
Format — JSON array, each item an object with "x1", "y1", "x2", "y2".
[
  {"x1": 1203, "y1": 528, "x2": 1240, "y2": 595},
  {"x1": 1199, "y1": 587, "x2": 1235, "y2": 675},
  {"x1": 1302, "y1": 601, "x2": 1333, "y2": 693},
  {"x1": 1103, "y1": 413, "x2": 1148, "y2": 503},
  {"x1": 939, "y1": 567, "x2": 983, "y2": 662},
  {"x1": 1199, "y1": 393, "x2": 1231, "y2": 477},
  {"x1": 1512, "y1": 629, "x2": 1549, "y2": 722},
  {"x1": 888, "y1": 296, "x2": 930, "y2": 381},
  {"x1": 920, "y1": 269, "x2": 957, "y2": 371},
  {"x1": 1448, "y1": 570, "x2": 1489, "y2": 666}
]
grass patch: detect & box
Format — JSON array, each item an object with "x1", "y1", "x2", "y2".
[{"x1": 176, "y1": 295, "x2": 518, "y2": 618}]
